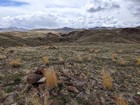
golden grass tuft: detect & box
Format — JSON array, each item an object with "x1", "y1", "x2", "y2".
[
  {"x1": 44, "y1": 69, "x2": 58, "y2": 89},
  {"x1": 116, "y1": 97, "x2": 129, "y2": 105},
  {"x1": 43, "y1": 56, "x2": 50, "y2": 65},
  {"x1": 10, "y1": 59, "x2": 21, "y2": 68},
  {"x1": 136, "y1": 58, "x2": 140, "y2": 66},
  {"x1": 118, "y1": 58, "x2": 126, "y2": 66},
  {"x1": 138, "y1": 70, "x2": 140, "y2": 75},
  {"x1": 89, "y1": 48, "x2": 94, "y2": 53},
  {"x1": 76, "y1": 54, "x2": 82, "y2": 62},
  {"x1": 101, "y1": 69, "x2": 113, "y2": 89},
  {"x1": 112, "y1": 53, "x2": 117, "y2": 62}
]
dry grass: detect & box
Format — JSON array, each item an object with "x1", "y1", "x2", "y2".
[
  {"x1": 0, "y1": 47, "x2": 4, "y2": 51},
  {"x1": 89, "y1": 48, "x2": 94, "y2": 53},
  {"x1": 76, "y1": 54, "x2": 82, "y2": 62},
  {"x1": 31, "y1": 95, "x2": 42, "y2": 105},
  {"x1": 10, "y1": 59, "x2": 21, "y2": 68},
  {"x1": 101, "y1": 69, "x2": 113, "y2": 89},
  {"x1": 43, "y1": 56, "x2": 50, "y2": 65},
  {"x1": 0, "y1": 55, "x2": 6, "y2": 60},
  {"x1": 138, "y1": 70, "x2": 140, "y2": 75},
  {"x1": 87, "y1": 55, "x2": 92, "y2": 62},
  {"x1": 118, "y1": 58, "x2": 126, "y2": 66},
  {"x1": 58, "y1": 55, "x2": 64, "y2": 63},
  {"x1": 95, "y1": 49, "x2": 100, "y2": 53},
  {"x1": 136, "y1": 58, "x2": 140, "y2": 66},
  {"x1": 44, "y1": 68, "x2": 58, "y2": 89},
  {"x1": 43, "y1": 92, "x2": 50, "y2": 105},
  {"x1": 116, "y1": 97, "x2": 129, "y2": 105},
  {"x1": 0, "y1": 90, "x2": 7, "y2": 99},
  {"x1": 112, "y1": 53, "x2": 117, "y2": 62},
  {"x1": 117, "y1": 49, "x2": 123, "y2": 53}
]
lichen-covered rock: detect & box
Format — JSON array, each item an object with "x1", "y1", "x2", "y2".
[{"x1": 27, "y1": 74, "x2": 42, "y2": 84}]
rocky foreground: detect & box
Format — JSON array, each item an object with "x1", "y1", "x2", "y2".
[{"x1": 0, "y1": 42, "x2": 140, "y2": 105}]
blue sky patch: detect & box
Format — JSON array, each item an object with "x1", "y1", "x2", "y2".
[{"x1": 0, "y1": 0, "x2": 28, "y2": 7}]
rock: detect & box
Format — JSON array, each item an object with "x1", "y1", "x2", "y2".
[
  {"x1": 76, "y1": 92, "x2": 88, "y2": 100},
  {"x1": 93, "y1": 98, "x2": 102, "y2": 105},
  {"x1": 37, "y1": 77, "x2": 46, "y2": 83},
  {"x1": 67, "y1": 86, "x2": 79, "y2": 93},
  {"x1": 133, "y1": 96, "x2": 140, "y2": 105},
  {"x1": 9, "y1": 49, "x2": 14, "y2": 53},
  {"x1": 137, "y1": 92, "x2": 140, "y2": 95},
  {"x1": 35, "y1": 66, "x2": 46, "y2": 75},
  {"x1": 27, "y1": 74, "x2": 42, "y2": 84},
  {"x1": 60, "y1": 89, "x2": 69, "y2": 95},
  {"x1": 3, "y1": 93, "x2": 18, "y2": 105},
  {"x1": 17, "y1": 98, "x2": 26, "y2": 105},
  {"x1": 70, "y1": 77, "x2": 87, "y2": 87}
]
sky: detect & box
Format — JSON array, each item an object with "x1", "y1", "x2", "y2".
[{"x1": 0, "y1": 0, "x2": 140, "y2": 29}]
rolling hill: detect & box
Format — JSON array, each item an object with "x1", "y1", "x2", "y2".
[{"x1": 0, "y1": 27, "x2": 140, "y2": 47}]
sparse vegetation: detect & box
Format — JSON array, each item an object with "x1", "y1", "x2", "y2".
[
  {"x1": 87, "y1": 55, "x2": 92, "y2": 62},
  {"x1": 0, "y1": 32, "x2": 139, "y2": 104},
  {"x1": 10, "y1": 58, "x2": 21, "y2": 68},
  {"x1": 58, "y1": 55, "x2": 64, "y2": 63},
  {"x1": 116, "y1": 97, "x2": 129, "y2": 105},
  {"x1": 112, "y1": 53, "x2": 117, "y2": 62},
  {"x1": 44, "y1": 68, "x2": 58, "y2": 89},
  {"x1": 118, "y1": 58, "x2": 126, "y2": 66},
  {"x1": 31, "y1": 95, "x2": 42, "y2": 105},
  {"x1": 101, "y1": 69, "x2": 113, "y2": 89},
  {"x1": 43, "y1": 56, "x2": 50, "y2": 65},
  {"x1": 0, "y1": 55, "x2": 6, "y2": 60},
  {"x1": 136, "y1": 58, "x2": 140, "y2": 66},
  {"x1": 76, "y1": 54, "x2": 82, "y2": 62},
  {"x1": 89, "y1": 48, "x2": 94, "y2": 53}
]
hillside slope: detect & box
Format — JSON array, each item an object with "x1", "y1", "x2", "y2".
[{"x1": 0, "y1": 27, "x2": 140, "y2": 47}]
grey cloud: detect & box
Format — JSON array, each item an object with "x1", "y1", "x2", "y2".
[
  {"x1": 133, "y1": 7, "x2": 140, "y2": 16},
  {"x1": 128, "y1": 0, "x2": 140, "y2": 3},
  {"x1": 127, "y1": 0, "x2": 140, "y2": 17},
  {"x1": 86, "y1": 0, "x2": 120, "y2": 13}
]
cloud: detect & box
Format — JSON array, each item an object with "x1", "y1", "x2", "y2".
[
  {"x1": 0, "y1": 12, "x2": 63, "y2": 29},
  {"x1": 126, "y1": 0, "x2": 140, "y2": 17},
  {"x1": 85, "y1": 0, "x2": 120, "y2": 12},
  {"x1": 0, "y1": 0, "x2": 139, "y2": 28},
  {"x1": 0, "y1": 11, "x2": 121, "y2": 29}
]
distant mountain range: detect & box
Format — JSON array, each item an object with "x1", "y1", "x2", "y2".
[
  {"x1": 0, "y1": 27, "x2": 27, "y2": 32},
  {"x1": 0, "y1": 26, "x2": 140, "y2": 32},
  {"x1": 31, "y1": 27, "x2": 82, "y2": 33}
]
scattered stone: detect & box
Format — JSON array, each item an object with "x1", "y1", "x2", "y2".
[
  {"x1": 70, "y1": 77, "x2": 87, "y2": 87},
  {"x1": 76, "y1": 92, "x2": 88, "y2": 100},
  {"x1": 27, "y1": 74, "x2": 43, "y2": 85},
  {"x1": 67, "y1": 86, "x2": 79, "y2": 93},
  {"x1": 133, "y1": 96, "x2": 140, "y2": 105},
  {"x1": 3, "y1": 92, "x2": 18, "y2": 105},
  {"x1": 137, "y1": 92, "x2": 140, "y2": 95},
  {"x1": 37, "y1": 77, "x2": 46, "y2": 83},
  {"x1": 35, "y1": 66, "x2": 46, "y2": 75}
]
